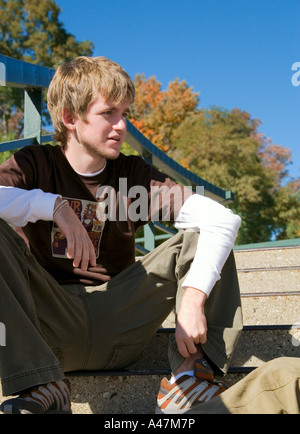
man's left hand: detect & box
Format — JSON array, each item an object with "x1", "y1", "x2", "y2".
[{"x1": 176, "y1": 287, "x2": 208, "y2": 359}]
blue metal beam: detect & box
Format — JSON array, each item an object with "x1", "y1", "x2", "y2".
[
  {"x1": 0, "y1": 54, "x2": 54, "y2": 89},
  {"x1": 0, "y1": 135, "x2": 53, "y2": 152}
]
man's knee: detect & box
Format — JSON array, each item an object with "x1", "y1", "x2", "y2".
[{"x1": 262, "y1": 357, "x2": 300, "y2": 380}]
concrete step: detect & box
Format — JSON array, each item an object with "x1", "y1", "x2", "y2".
[
  {"x1": 67, "y1": 325, "x2": 300, "y2": 414},
  {"x1": 234, "y1": 246, "x2": 300, "y2": 269},
  {"x1": 68, "y1": 372, "x2": 250, "y2": 414},
  {"x1": 242, "y1": 294, "x2": 300, "y2": 325},
  {"x1": 69, "y1": 374, "x2": 164, "y2": 414},
  {"x1": 237, "y1": 268, "x2": 300, "y2": 294},
  {"x1": 234, "y1": 244, "x2": 300, "y2": 291},
  {"x1": 162, "y1": 295, "x2": 300, "y2": 328},
  {"x1": 161, "y1": 287, "x2": 296, "y2": 328},
  {"x1": 116, "y1": 327, "x2": 300, "y2": 372},
  {"x1": 69, "y1": 373, "x2": 245, "y2": 414},
  {"x1": 2, "y1": 325, "x2": 299, "y2": 414}
]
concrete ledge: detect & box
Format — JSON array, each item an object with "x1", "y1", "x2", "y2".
[{"x1": 68, "y1": 371, "x2": 247, "y2": 414}]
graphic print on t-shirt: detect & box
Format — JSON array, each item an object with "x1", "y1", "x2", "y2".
[{"x1": 51, "y1": 197, "x2": 106, "y2": 259}]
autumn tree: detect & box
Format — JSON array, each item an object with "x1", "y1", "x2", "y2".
[
  {"x1": 272, "y1": 179, "x2": 300, "y2": 239},
  {"x1": 129, "y1": 74, "x2": 299, "y2": 243},
  {"x1": 172, "y1": 108, "x2": 300, "y2": 243},
  {"x1": 130, "y1": 74, "x2": 199, "y2": 152}
]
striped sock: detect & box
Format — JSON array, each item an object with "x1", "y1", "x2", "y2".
[{"x1": 169, "y1": 370, "x2": 194, "y2": 384}]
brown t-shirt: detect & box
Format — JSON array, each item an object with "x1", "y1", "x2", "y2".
[{"x1": 0, "y1": 145, "x2": 191, "y2": 285}]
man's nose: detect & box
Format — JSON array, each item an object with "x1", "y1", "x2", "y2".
[{"x1": 113, "y1": 116, "x2": 127, "y2": 132}]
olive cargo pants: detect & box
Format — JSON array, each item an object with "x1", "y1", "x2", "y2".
[{"x1": 0, "y1": 219, "x2": 242, "y2": 396}]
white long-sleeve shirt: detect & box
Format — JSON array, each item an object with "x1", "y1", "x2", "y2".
[
  {"x1": 174, "y1": 193, "x2": 241, "y2": 295},
  {"x1": 0, "y1": 186, "x2": 59, "y2": 227},
  {"x1": 0, "y1": 185, "x2": 241, "y2": 296}
]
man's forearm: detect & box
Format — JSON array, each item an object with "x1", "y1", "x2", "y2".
[
  {"x1": 0, "y1": 186, "x2": 60, "y2": 227},
  {"x1": 174, "y1": 194, "x2": 241, "y2": 297},
  {"x1": 176, "y1": 286, "x2": 208, "y2": 358}
]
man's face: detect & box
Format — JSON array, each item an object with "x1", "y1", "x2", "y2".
[{"x1": 73, "y1": 93, "x2": 130, "y2": 161}]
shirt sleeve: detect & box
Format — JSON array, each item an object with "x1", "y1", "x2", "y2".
[
  {"x1": 0, "y1": 186, "x2": 60, "y2": 227},
  {"x1": 174, "y1": 194, "x2": 241, "y2": 297}
]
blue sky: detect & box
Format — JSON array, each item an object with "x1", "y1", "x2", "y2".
[{"x1": 56, "y1": 0, "x2": 300, "y2": 180}]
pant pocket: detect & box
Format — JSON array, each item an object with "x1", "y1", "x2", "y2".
[{"x1": 104, "y1": 340, "x2": 148, "y2": 370}]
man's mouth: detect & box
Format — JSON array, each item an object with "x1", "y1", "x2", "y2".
[{"x1": 108, "y1": 136, "x2": 121, "y2": 142}]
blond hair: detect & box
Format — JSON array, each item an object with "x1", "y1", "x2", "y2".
[{"x1": 47, "y1": 56, "x2": 135, "y2": 147}]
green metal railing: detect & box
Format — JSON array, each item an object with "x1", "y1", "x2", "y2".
[
  {"x1": 0, "y1": 53, "x2": 235, "y2": 252},
  {"x1": 234, "y1": 237, "x2": 300, "y2": 251}
]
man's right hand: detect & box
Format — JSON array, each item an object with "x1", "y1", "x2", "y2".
[{"x1": 53, "y1": 198, "x2": 97, "y2": 271}]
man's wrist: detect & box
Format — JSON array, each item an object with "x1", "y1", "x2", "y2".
[
  {"x1": 54, "y1": 196, "x2": 63, "y2": 208},
  {"x1": 184, "y1": 286, "x2": 207, "y2": 306}
]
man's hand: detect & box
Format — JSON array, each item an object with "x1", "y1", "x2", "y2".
[
  {"x1": 53, "y1": 198, "x2": 97, "y2": 271},
  {"x1": 176, "y1": 287, "x2": 208, "y2": 359}
]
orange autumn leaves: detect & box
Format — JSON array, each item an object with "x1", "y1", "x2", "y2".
[{"x1": 129, "y1": 74, "x2": 199, "y2": 153}]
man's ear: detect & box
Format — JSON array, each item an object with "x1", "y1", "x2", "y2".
[{"x1": 62, "y1": 108, "x2": 76, "y2": 131}]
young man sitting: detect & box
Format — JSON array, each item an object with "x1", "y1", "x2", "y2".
[{"x1": 0, "y1": 56, "x2": 242, "y2": 414}]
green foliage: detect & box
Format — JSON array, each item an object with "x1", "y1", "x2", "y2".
[
  {"x1": 0, "y1": 0, "x2": 94, "y2": 139},
  {"x1": 0, "y1": 149, "x2": 14, "y2": 164},
  {"x1": 0, "y1": 0, "x2": 93, "y2": 67},
  {"x1": 172, "y1": 108, "x2": 300, "y2": 244},
  {"x1": 0, "y1": 131, "x2": 17, "y2": 163},
  {"x1": 120, "y1": 141, "x2": 139, "y2": 157},
  {"x1": 272, "y1": 181, "x2": 300, "y2": 239}
]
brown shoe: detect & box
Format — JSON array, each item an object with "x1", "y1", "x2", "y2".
[
  {"x1": 0, "y1": 379, "x2": 72, "y2": 414},
  {"x1": 156, "y1": 358, "x2": 226, "y2": 414}
]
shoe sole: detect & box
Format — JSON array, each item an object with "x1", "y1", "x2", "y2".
[
  {"x1": 155, "y1": 406, "x2": 186, "y2": 415},
  {"x1": 0, "y1": 409, "x2": 72, "y2": 415}
]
